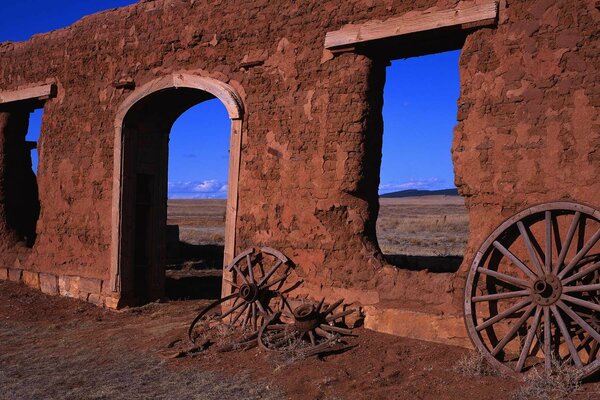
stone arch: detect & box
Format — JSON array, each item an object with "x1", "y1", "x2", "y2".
[{"x1": 110, "y1": 73, "x2": 244, "y2": 302}]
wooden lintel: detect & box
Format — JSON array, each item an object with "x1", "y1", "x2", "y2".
[
  {"x1": 0, "y1": 83, "x2": 57, "y2": 105},
  {"x1": 324, "y1": 1, "x2": 498, "y2": 50}
]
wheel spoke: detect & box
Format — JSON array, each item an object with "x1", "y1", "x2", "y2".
[
  {"x1": 322, "y1": 299, "x2": 344, "y2": 316},
  {"x1": 246, "y1": 254, "x2": 255, "y2": 284},
  {"x1": 561, "y1": 294, "x2": 600, "y2": 313},
  {"x1": 516, "y1": 306, "x2": 542, "y2": 371},
  {"x1": 545, "y1": 211, "x2": 553, "y2": 273},
  {"x1": 223, "y1": 278, "x2": 239, "y2": 289},
  {"x1": 476, "y1": 299, "x2": 531, "y2": 332},
  {"x1": 263, "y1": 273, "x2": 289, "y2": 290},
  {"x1": 320, "y1": 324, "x2": 353, "y2": 335},
  {"x1": 551, "y1": 305, "x2": 583, "y2": 367},
  {"x1": 472, "y1": 289, "x2": 530, "y2": 303},
  {"x1": 476, "y1": 267, "x2": 530, "y2": 289},
  {"x1": 544, "y1": 307, "x2": 552, "y2": 371},
  {"x1": 555, "y1": 212, "x2": 581, "y2": 274},
  {"x1": 517, "y1": 221, "x2": 545, "y2": 276},
  {"x1": 315, "y1": 327, "x2": 335, "y2": 340},
  {"x1": 308, "y1": 330, "x2": 317, "y2": 346},
  {"x1": 257, "y1": 260, "x2": 283, "y2": 287},
  {"x1": 326, "y1": 309, "x2": 355, "y2": 322},
  {"x1": 232, "y1": 264, "x2": 249, "y2": 285},
  {"x1": 230, "y1": 303, "x2": 249, "y2": 325},
  {"x1": 563, "y1": 283, "x2": 600, "y2": 294},
  {"x1": 256, "y1": 300, "x2": 266, "y2": 315},
  {"x1": 562, "y1": 261, "x2": 600, "y2": 285},
  {"x1": 491, "y1": 303, "x2": 536, "y2": 356},
  {"x1": 251, "y1": 303, "x2": 257, "y2": 330},
  {"x1": 559, "y1": 227, "x2": 600, "y2": 279},
  {"x1": 316, "y1": 297, "x2": 325, "y2": 313},
  {"x1": 590, "y1": 341, "x2": 600, "y2": 361},
  {"x1": 220, "y1": 299, "x2": 246, "y2": 321},
  {"x1": 493, "y1": 241, "x2": 538, "y2": 280},
  {"x1": 242, "y1": 305, "x2": 251, "y2": 328},
  {"x1": 556, "y1": 300, "x2": 600, "y2": 344}
]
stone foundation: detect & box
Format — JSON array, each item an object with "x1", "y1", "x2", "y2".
[{"x1": 0, "y1": 268, "x2": 119, "y2": 309}]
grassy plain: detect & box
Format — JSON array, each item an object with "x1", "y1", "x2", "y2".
[{"x1": 167, "y1": 196, "x2": 469, "y2": 258}]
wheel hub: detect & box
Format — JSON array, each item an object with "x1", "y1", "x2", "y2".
[
  {"x1": 532, "y1": 274, "x2": 562, "y2": 306},
  {"x1": 293, "y1": 304, "x2": 320, "y2": 331},
  {"x1": 239, "y1": 283, "x2": 259, "y2": 302}
]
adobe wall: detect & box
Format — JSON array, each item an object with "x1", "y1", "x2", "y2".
[{"x1": 0, "y1": 0, "x2": 598, "y2": 335}]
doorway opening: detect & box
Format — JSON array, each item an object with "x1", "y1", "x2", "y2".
[
  {"x1": 165, "y1": 100, "x2": 230, "y2": 301},
  {"x1": 115, "y1": 76, "x2": 243, "y2": 306},
  {"x1": 376, "y1": 51, "x2": 468, "y2": 273}
]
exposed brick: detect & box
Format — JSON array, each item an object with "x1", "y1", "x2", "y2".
[
  {"x1": 22, "y1": 270, "x2": 40, "y2": 289},
  {"x1": 79, "y1": 277, "x2": 102, "y2": 294},
  {"x1": 103, "y1": 296, "x2": 120, "y2": 309},
  {"x1": 8, "y1": 269, "x2": 23, "y2": 283},
  {"x1": 59, "y1": 276, "x2": 79, "y2": 298},
  {"x1": 39, "y1": 273, "x2": 59, "y2": 295},
  {"x1": 88, "y1": 294, "x2": 103, "y2": 306},
  {"x1": 0, "y1": 267, "x2": 8, "y2": 280}
]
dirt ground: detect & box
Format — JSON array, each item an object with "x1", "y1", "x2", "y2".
[{"x1": 2, "y1": 281, "x2": 600, "y2": 400}]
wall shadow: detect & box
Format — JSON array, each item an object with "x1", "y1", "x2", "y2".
[
  {"x1": 165, "y1": 226, "x2": 224, "y2": 300},
  {"x1": 384, "y1": 254, "x2": 463, "y2": 273}
]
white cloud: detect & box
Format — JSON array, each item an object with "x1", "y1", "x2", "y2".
[{"x1": 168, "y1": 180, "x2": 228, "y2": 199}]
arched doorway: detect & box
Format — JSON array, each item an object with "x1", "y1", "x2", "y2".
[{"x1": 110, "y1": 73, "x2": 244, "y2": 305}]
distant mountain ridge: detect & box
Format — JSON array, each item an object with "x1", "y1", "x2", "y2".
[{"x1": 380, "y1": 188, "x2": 459, "y2": 198}]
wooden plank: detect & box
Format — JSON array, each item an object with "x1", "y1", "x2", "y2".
[
  {"x1": 221, "y1": 118, "x2": 243, "y2": 298},
  {"x1": 324, "y1": 2, "x2": 498, "y2": 50},
  {"x1": 0, "y1": 83, "x2": 56, "y2": 104}
]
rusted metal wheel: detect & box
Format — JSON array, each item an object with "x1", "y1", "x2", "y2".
[
  {"x1": 188, "y1": 247, "x2": 291, "y2": 344},
  {"x1": 258, "y1": 298, "x2": 354, "y2": 356},
  {"x1": 465, "y1": 202, "x2": 600, "y2": 377}
]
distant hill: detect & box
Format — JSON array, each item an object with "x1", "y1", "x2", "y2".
[{"x1": 380, "y1": 188, "x2": 459, "y2": 198}]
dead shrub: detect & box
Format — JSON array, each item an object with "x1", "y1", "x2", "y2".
[
  {"x1": 453, "y1": 351, "x2": 497, "y2": 377},
  {"x1": 512, "y1": 360, "x2": 583, "y2": 400}
]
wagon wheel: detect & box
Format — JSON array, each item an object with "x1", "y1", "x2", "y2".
[
  {"x1": 258, "y1": 298, "x2": 355, "y2": 356},
  {"x1": 188, "y1": 247, "x2": 292, "y2": 344},
  {"x1": 465, "y1": 201, "x2": 600, "y2": 377}
]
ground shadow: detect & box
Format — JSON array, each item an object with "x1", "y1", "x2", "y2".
[
  {"x1": 165, "y1": 235, "x2": 224, "y2": 300},
  {"x1": 384, "y1": 254, "x2": 463, "y2": 273},
  {"x1": 165, "y1": 272, "x2": 222, "y2": 300}
]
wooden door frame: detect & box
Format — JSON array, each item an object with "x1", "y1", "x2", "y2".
[{"x1": 110, "y1": 72, "x2": 244, "y2": 300}]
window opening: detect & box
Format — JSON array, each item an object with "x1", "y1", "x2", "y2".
[{"x1": 377, "y1": 50, "x2": 468, "y2": 273}]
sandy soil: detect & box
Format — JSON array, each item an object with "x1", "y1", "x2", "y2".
[{"x1": 2, "y1": 281, "x2": 600, "y2": 400}]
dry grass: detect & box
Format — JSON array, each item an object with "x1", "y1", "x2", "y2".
[
  {"x1": 168, "y1": 199, "x2": 226, "y2": 246},
  {"x1": 511, "y1": 360, "x2": 583, "y2": 400},
  {"x1": 0, "y1": 299, "x2": 282, "y2": 400},
  {"x1": 453, "y1": 351, "x2": 498, "y2": 377},
  {"x1": 377, "y1": 196, "x2": 469, "y2": 257}
]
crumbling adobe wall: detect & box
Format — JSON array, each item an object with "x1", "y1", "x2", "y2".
[
  {"x1": 0, "y1": 0, "x2": 597, "y2": 323},
  {"x1": 454, "y1": 0, "x2": 600, "y2": 289}
]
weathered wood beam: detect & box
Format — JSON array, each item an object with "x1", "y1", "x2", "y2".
[
  {"x1": 0, "y1": 83, "x2": 57, "y2": 105},
  {"x1": 324, "y1": 1, "x2": 498, "y2": 51}
]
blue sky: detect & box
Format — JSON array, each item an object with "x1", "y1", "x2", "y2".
[{"x1": 2, "y1": 0, "x2": 459, "y2": 199}]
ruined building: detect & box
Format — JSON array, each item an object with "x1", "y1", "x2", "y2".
[{"x1": 0, "y1": 0, "x2": 598, "y2": 347}]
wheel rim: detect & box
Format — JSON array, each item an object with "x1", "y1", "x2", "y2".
[{"x1": 465, "y1": 202, "x2": 600, "y2": 377}]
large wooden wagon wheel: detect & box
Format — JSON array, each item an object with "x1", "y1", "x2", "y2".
[
  {"x1": 188, "y1": 247, "x2": 291, "y2": 345},
  {"x1": 465, "y1": 202, "x2": 600, "y2": 377}
]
